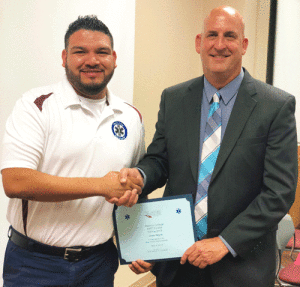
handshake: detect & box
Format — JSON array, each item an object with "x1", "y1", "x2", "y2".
[{"x1": 104, "y1": 168, "x2": 144, "y2": 207}]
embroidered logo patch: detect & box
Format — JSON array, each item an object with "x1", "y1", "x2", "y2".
[{"x1": 112, "y1": 121, "x2": 127, "y2": 140}]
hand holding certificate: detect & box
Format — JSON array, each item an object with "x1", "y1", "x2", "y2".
[{"x1": 113, "y1": 194, "x2": 196, "y2": 264}]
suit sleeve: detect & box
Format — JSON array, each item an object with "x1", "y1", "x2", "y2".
[
  {"x1": 220, "y1": 95, "x2": 298, "y2": 257},
  {"x1": 136, "y1": 90, "x2": 169, "y2": 196}
]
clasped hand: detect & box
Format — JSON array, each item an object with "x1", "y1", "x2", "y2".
[{"x1": 105, "y1": 168, "x2": 144, "y2": 207}]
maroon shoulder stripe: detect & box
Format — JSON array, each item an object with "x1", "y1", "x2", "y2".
[
  {"x1": 34, "y1": 92, "x2": 53, "y2": 112},
  {"x1": 125, "y1": 103, "x2": 143, "y2": 123}
]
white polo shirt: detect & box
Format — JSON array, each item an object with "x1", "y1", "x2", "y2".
[{"x1": 1, "y1": 76, "x2": 145, "y2": 247}]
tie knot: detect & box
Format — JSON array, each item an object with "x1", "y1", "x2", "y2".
[{"x1": 212, "y1": 92, "x2": 220, "y2": 103}]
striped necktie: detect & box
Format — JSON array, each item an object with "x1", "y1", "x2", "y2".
[{"x1": 195, "y1": 92, "x2": 221, "y2": 239}]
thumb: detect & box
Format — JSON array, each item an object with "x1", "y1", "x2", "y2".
[
  {"x1": 180, "y1": 253, "x2": 187, "y2": 265},
  {"x1": 119, "y1": 168, "x2": 129, "y2": 183}
]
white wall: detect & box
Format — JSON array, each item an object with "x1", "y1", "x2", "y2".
[
  {"x1": 0, "y1": 1, "x2": 136, "y2": 285},
  {"x1": 273, "y1": 0, "x2": 300, "y2": 141}
]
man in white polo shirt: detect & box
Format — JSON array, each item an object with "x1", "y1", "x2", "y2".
[{"x1": 1, "y1": 15, "x2": 144, "y2": 287}]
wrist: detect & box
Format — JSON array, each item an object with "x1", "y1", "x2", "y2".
[{"x1": 93, "y1": 177, "x2": 109, "y2": 198}]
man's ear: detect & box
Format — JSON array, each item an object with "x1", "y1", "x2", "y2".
[
  {"x1": 242, "y1": 37, "x2": 249, "y2": 55},
  {"x1": 62, "y1": 49, "x2": 67, "y2": 68},
  {"x1": 195, "y1": 34, "x2": 202, "y2": 54},
  {"x1": 113, "y1": 51, "x2": 117, "y2": 68}
]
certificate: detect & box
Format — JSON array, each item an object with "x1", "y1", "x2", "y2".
[{"x1": 113, "y1": 194, "x2": 197, "y2": 264}]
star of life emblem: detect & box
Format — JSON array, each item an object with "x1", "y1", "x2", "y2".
[{"x1": 112, "y1": 121, "x2": 127, "y2": 140}]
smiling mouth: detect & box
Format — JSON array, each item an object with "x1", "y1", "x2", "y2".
[
  {"x1": 211, "y1": 55, "x2": 230, "y2": 58},
  {"x1": 81, "y1": 70, "x2": 102, "y2": 73},
  {"x1": 80, "y1": 70, "x2": 103, "y2": 77}
]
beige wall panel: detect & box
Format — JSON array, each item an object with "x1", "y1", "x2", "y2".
[
  {"x1": 254, "y1": 0, "x2": 271, "y2": 81},
  {"x1": 134, "y1": 0, "x2": 203, "y2": 146}
]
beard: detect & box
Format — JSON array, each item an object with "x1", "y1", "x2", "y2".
[{"x1": 65, "y1": 63, "x2": 114, "y2": 97}]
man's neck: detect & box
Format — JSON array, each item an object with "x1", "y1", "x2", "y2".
[{"x1": 205, "y1": 70, "x2": 241, "y2": 90}]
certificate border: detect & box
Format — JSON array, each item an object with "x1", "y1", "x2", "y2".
[{"x1": 113, "y1": 194, "x2": 197, "y2": 265}]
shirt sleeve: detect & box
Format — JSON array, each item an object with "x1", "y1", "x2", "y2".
[
  {"x1": 1, "y1": 94, "x2": 45, "y2": 171},
  {"x1": 219, "y1": 235, "x2": 237, "y2": 257}
]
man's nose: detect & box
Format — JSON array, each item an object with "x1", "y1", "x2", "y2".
[
  {"x1": 85, "y1": 53, "x2": 100, "y2": 66},
  {"x1": 214, "y1": 37, "x2": 226, "y2": 50}
]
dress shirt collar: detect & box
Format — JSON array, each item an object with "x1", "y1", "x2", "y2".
[{"x1": 203, "y1": 69, "x2": 244, "y2": 105}]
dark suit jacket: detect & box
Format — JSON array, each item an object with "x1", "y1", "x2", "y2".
[{"x1": 137, "y1": 69, "x2": 298, "y2": 287}]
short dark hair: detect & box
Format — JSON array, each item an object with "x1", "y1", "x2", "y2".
[{"x1": 64, "y1": 15, "x2": 114, "y2": 49}]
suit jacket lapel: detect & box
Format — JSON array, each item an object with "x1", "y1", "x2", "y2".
[
  {"x1": 211, "y1": 70, "x2": 257, "y2": 182},
  {"x1": 183, "y1": 77, "x2": 204, "y2": 183}
]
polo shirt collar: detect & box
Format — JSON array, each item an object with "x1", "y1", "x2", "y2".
[
  {"x1": 203, "y1": 69, "x2": 244, "y2": 105},
  {"x1": 60, "y1": 75, "x2": 124, "y2": 112}
]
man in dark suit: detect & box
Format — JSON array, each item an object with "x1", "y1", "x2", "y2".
[{"x1": 114, "y1": 5, "x2": 298, "y2": 287}]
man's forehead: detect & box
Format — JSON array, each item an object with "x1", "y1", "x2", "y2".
[
  {"x1": 68, "y1": 30, "x2": 112, "y2": 47},
  {"x1": 203, "y1": 7, "x2": 244, "y2": 34},
  {"x1": 205, "y1": 27, "x2": 239, "y2": 33},
  {"x1": 69, "y1": 29, "x2": 107, "y2": 39},
  {"x1": 204, "y1": 15, "x2": 242, "y2": 34}
]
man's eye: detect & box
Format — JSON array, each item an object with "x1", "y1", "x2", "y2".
[
  {"x1": 98, "y1": 51, "x2": 109, "y2": 55},
  {"x1": 226, "y1": 34, "x2": 237, "y2": 39}
]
